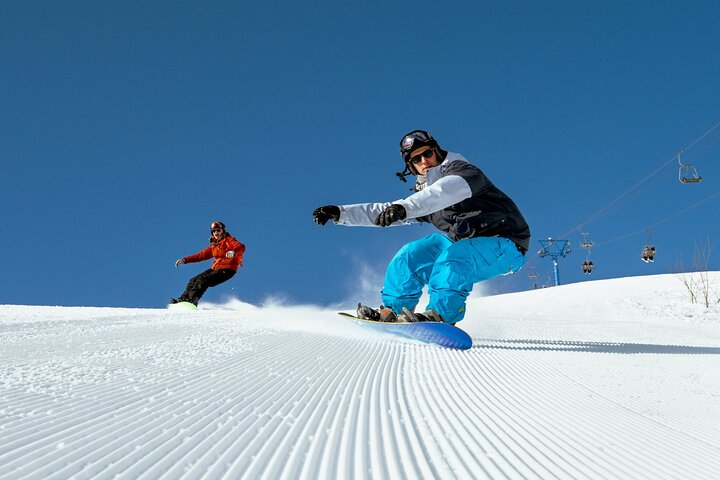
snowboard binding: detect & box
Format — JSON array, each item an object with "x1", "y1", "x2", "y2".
[
  {"x1": 356, "y1": 303, "x2": 446, "y2": 324},
  {"x1": 356, "y1": 303, "x2": 398, "y2": 323}
]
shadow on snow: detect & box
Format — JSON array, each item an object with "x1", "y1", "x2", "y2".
[{"x1": 476, "y1": 339, "x2": 720, "y2": 355}]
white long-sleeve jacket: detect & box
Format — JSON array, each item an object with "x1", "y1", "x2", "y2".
[
  {"x1": 337, "y1": 152, "x2": 473, "y2": 226},
  {"x1": 335, "y1": 151, "x2": 531, "y2": 251}
]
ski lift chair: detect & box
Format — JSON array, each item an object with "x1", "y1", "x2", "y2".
[
  {"x1": 581, "y1": 260, "x2": 594, "y2": 274},
  {"x1": 679, "y1": 165, "x2": 702, "y2": 183},
  {"x1": 641, "y1": 246, "x2": 656, "y2": 263},
  {"x1": 678, "y1": 151, "x2": 702, "y2": 184},
  {"x1": 580, "y1": 232, "x2": 595, "y2": 250},
  {"x1": 641, "y1": 230, "x2": 656, "y2": 263}
]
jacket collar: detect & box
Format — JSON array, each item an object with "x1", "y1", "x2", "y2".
[{"x1": 422, "y1": 151, "x2": 468, "y2": 186}]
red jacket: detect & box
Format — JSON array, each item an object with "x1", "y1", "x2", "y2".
[{"x1": 183, "y1": 234, "x2": 245, "y2": 272}]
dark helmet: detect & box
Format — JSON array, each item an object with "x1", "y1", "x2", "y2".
[
  {"x1": 400, "y1": 130, "x2": 438, "y2": 159},
  {"x1": 397, "y1": 130, "x2": 444, "y2": 181},
  {"x1": 209, "y1": 221, "x2": 227, "y2": 244}
]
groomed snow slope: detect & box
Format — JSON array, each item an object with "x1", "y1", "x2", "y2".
[{"x1": 1, "y1": 273, "x2": 719, "y2": 480}]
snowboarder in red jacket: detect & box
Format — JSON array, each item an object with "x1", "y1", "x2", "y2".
[{"x1": 171, "y1": 221, "x2": 246, "y2": 306}]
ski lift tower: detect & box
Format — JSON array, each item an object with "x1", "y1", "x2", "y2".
[{"x1": 538, "y1": 237, "x2": 571, "y2": 286}]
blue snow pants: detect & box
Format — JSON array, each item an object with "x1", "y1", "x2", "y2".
[{"x1": 381, "y1": 233, "x2": 526, "y2": 324}]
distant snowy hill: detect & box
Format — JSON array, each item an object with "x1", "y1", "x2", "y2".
[{"x1": 1, "y1": 273, "x2": 719, "y2": 479}]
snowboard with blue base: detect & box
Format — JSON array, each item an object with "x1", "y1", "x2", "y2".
[{"x1": 338, "y1": 312, "x2": 472, "y2": 350}]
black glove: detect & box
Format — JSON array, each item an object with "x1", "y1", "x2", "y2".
[
  {"x1": 374, "y1": 204, "x2": 407, "y2": 227},
  {"x1": 313, "y1": 205, "x2": 340, "y2": 225}
]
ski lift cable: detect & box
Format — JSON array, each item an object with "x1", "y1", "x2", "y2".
[
  {"x1": 683, "y1": 119, "x2": 720, "y2": 152},
  {"x1": 565, "y1": 156, "x2": 677, "y2": 234},
  {"x1": 499, "y1": 121, "x2": 720, "y2": 291},
  {"x1": 558, "y1": 120, "x2": 720, "y2": 239},
  {"x1": 595, "y1": 190, "x2": 720, "y2": 247},
  {"x1": 505, "y1": 191, "x2": 717, "y2": 289},
  {"x1": 504, "y1": 189, "x2": 719, "y2": 290}
]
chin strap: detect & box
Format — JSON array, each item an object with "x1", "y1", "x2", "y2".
[
  {"x1": 398, "y1": 145, "x2": 441, "y2": 182},
  {"x1": 209, "y1": 231, "x2": 228, "y2": 244},
  {"x1": 396, "y1": 163, "x2": 413, "y2": 183}
]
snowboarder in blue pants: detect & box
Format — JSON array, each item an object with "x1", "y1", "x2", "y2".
[{"x1": 313, "y1": 130, "x2": 530, "y2": 325}]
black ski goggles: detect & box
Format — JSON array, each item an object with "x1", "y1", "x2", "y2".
[
  {"x1": 400, "y1": 130, "x2": 433, "y2": 154},
  {"x1": 408, "y1": 148, "x2": 435, "y2": 164}
]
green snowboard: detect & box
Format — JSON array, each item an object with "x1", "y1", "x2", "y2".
[{"x1": 168, "y1": 301, "x2": 197, "y2": 311}]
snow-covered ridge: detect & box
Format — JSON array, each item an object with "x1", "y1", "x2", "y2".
[{"x1": 1, "y1": 273, "x2": 719, "y2": 479}]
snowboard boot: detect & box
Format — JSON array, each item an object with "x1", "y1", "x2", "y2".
[
  {"x1": 398, "y1": 308, "x2": 445, "y2": 323},
  {"x1": 418, "y1": 309, "x2": 445, "y2": 323},
  {"x1": 356, "y1": 303, "x2": 397, "y2": 322},
  {"x1": 169, "y1": 298, "x2": 181, "y2": 304}
]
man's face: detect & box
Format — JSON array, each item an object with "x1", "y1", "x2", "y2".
[{"x1": 408, "y1": 146, "x2": 438, "y2": 175}]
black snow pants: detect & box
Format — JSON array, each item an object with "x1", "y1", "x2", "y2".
[{"x1": 180, "y1": 268, "x2": 236, "y2": 305}]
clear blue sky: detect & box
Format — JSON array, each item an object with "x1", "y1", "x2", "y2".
[{"x1": 2, "y1": 1, "x2": 719, "y2": 308}]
